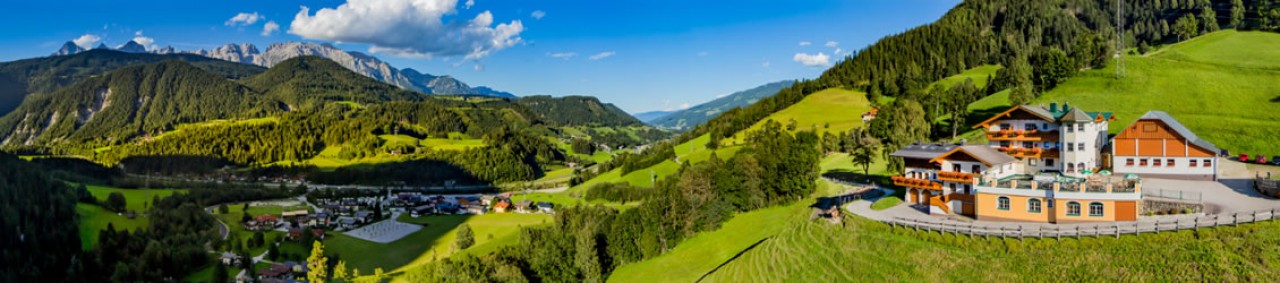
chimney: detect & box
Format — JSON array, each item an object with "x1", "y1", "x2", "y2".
[
  {"x1": 1063, "y1": 103, "x2": 1071, "y2": 112},
  {"x1": 1049, "y1": 102, "x2": 1058, "y2": 112}
]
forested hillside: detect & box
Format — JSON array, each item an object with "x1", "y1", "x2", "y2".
[
  {"x1": 516, "y1": 95, "x2": 645, "y2": 127},
  {"x1": 0, "y1": 60, "x2": 278, "y2": 146},
  {"x1": 0, "y1": 154, "x2": 82, "y2": 282},
  {"x1": 0, "y1": 50, "x2": 265, "y2": 116}
]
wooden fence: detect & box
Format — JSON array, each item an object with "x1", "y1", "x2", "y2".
[{"x1": 885, "y1": 208, "x2": 1278, "y2": 239}]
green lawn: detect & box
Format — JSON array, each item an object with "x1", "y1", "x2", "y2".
[
  {"x1": 327, "y1": 213, "x2": 552, "y2": 275},
  {"x1": 1031, "y1": 30, "x2": 1280, "y2": 156},
  {"x1": 84, "y1": 184, "x2": 186, "y2": 212},
  {"x1": 76, "y1": 203, "x2": 148, "y2": 249},
  {"x1": 870, "y1": 197, "x2": 902, "y2": 211},
  {"x1": 607, "y1": 204, "x2": 796, "y2": 282}
]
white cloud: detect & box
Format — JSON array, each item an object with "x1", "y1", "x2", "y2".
[
  {"x1": 548, "y1": 52, "x2": 576, "y2": 59},
  {"x1": 290, "y1": 0, "x2": 524, "y2": 60},
  {"x1": 465, "y1": 0, "x2": 474, "y2": 9},
  {"x1": 531, "y1": 10, "x2": 546, "y2": 20},
  {"x1": 262, "y1": 21, "x2": 280, "y2": 36},
  {"x1": 793, "y1": 52, "x2": 830, "y2": 67},
  {"x1": 825, "y1": 41, "x2": 839, "y2": 48},
  {"x1": 133, "y1": 31, "x2": 155, "y2": 49},
  {"x1": 225, "y1": 12, "x2": 263, "y2": 27},
  {"x1": 588, "y1": 51, "x2": 615, "y2": 60},
  {"x1": 697, "y1": 51, "x2": 709, "y2": 57},
  {"x1": 798, "y1": 41, "x2": 811, "y2": 46},
  {"x1": 762, "y1": 61, "x2": 771, "y2": 68},
  {"x1": 73, "y1": 34, "x2": 101, "y2": 49}
]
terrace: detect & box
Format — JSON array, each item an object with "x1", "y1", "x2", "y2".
[
  {"x1": 891, "y1": 176, "x2": 943, "y2": 191},
  {"x1": 996, "y1": 147, "x2": 1059, "y2": 159},
  {"x1": 984, "y1": 173, "x2": 1141, "y2": 194}
]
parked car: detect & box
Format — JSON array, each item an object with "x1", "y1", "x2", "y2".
[
  {"x1": 1220, "y1": 149, "x2": 1231, "y2": 157},
  {"x1": 1271, "y1": 156, "x2": 1280, "y2": 166},
  {"x1": 1240, "y1": 153, "x2": 1250, "y2": 162},
  {"x1": 1257, "y1": 154, "x2": 1269, "y2": 164}
]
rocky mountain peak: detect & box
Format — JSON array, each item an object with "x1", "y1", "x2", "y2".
[{"x1": 52, "y1": 41, "x2": 84, "y2": 56}]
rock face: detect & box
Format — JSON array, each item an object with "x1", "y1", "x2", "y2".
[
  {"x1": 173, "y1": 42, "x2": 508, "y2": 97},
  {"x1": 50, "y1": 40, "x2": 513, "y2": 97},
  {"x1": 52, "y1": 42, "x2": 84, "y2": 56},
  {"x1": 117, "y1": 41, "x2": 147, "y2": 53}
]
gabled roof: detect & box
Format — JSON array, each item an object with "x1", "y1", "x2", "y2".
[
  {"x1": 1058, "y1": 108, "x2": 1093, "y2": 122},
  {"x1": 928, "y1": 145, "x2": 1017, "y2": 166},
  {"x1": 1133, "y1": 110, "x2": 1220, "y2": 153},
  {"x1": 890, "y1": 142, "x2": 959, "y2": 160},
  {"x1": 973, "y1": 105, "x2": 1056, "y2": 128}
]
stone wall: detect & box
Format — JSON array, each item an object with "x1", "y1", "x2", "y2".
[{"x1": 1141, "y1": 199, "x2": 1202, "y2": 215}]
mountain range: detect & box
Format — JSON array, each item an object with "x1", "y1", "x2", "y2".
[
  {"x1": 647, "y1": 80, "x2": 794, "y2": 130},
  {"x1": 50, "y1": 40, "x2": 515, "y2": 98}
]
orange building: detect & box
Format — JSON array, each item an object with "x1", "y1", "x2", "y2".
[{"x1": 1110, "y1": 111, "x2": 1219, "y2": 181}]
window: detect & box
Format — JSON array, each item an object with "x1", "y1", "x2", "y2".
[
  {"x1": 1000, "y1": 141, "x2": 1011, "y2": 148},
  {"x1": 972, "y1": 165, "x2": 981, "y2": 173},
  {"x1": 1126, "y1": 158, "x2": 1135, "y2": 166},
  {"x1": 1067, "y1": 125, "x2": 1074, "y2": 133},
  {"x1": 1067, "y1": 143, "x2": 1075, "y2": 152},
  {"x1": 1030, "y1": 159, "x2": 1038, "y2": 166},
  {"x1": 1047, "y1": 199, "x2": 1055, "y2": 208},
  {"x1": 1078, "y1": 163, "x2": 1086, "y2": 172},
  {"x1": 1089, "y1": 202, "x2": 1104, "y2": 217},
  {"x1": 997, "y1": 197, "x2": 1010, "y2": 211},
  {"x1": 1046, "y1": 159, "x2": 1055, "y2": 167},
  {"x1": 1024, "y1": 124, "x2": 1036, "y2": 130},
  {"x1": 1042, "y1": 123, "x2": 1049, "y2": 130},
  {"x1": 1140, "y1": 159, "x2": 1149, "y2": 166},
  {"x1": 1190, "y1": 159, "x2": 1198, "y2": 167},
  {"x1": 1028, "y1": 199, "x2": 1042, "y2": 213},
  {"x1": 1022, "y1": 141, "x2": 1034, "y2": 148},
  {"x1": 1167, "y1": 159, "x2": 1175, "y2": 166},
  {"x1": 1067, "y1": 202, "x2": 1082, "y2": 216},
  {"x1": 1154, "y1": 159, "x2": 1162, "y2": 166},
  {"x1": 999, "y1": 123, "x2": 1010, "y2": 130},
  {"x1": 1077, "y1": 124, "x2": 1084, "y2": 131},
  {"x1": 1078, "y1": 142, "x2": 1085, "y2": 151},
  {"x1": 1204, "y1": 159, "x2": 1213, "y2": 167}
]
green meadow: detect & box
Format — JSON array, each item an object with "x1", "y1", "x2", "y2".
[
  {"x1": 325, "y1": 213, "x2": 552, "y2": 275},
  {"x1": 732, "y1": 87, "x2": 873, "y2": 141},
  {"x1": 76, "y1": 203, "x2": 147, "y2": 249},
  {"x1": 1033, "y1": 30, "x2": 1280, "y2": 156},
  {"x1": 85, "y1": 184, "x2": 186, "y2": 212}
]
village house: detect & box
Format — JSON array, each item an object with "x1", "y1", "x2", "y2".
[
  {"x1": 220, "y1": 252, "x2": 240, "y2": 266},
  {"x1": 537, "y1": 202, "x2": 556, "y2": 214},
  {"x1": 493, "y1": 200, "x2": 512, "y2": 213},
  {"x1": 516, "y1": 200, "x2": 535, "y2": 214},
  {"x1": 253, "y1": 214, "x2": 279, "y2": 230}
]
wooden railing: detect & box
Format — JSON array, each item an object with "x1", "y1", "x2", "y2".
[
  {"x1": 891, "y1": 176, "x2": 942, "y2": 191},
  {"x1": 988, "y1": 129, "x2": 1058, "y2": 141},
  {"x1": 882, "y1": 209, "x2": 1278, "y2": 239},
  {"x1": 937, "y1": 171, "x2": 975, "y2": 183}
]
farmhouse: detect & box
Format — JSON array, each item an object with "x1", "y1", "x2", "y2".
[
  {"x1": 1110, "y1": 111, "x2": 1219, "y2": 181},
  {"x1": 890, "y1": 104, "x2": 1142, "y2": 224}
]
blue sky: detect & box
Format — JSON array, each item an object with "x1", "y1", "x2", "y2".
[{"x1": 0, "y1": 0, "x2": 959, "y2": 113}]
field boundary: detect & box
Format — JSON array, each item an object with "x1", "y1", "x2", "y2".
[{"x1": 881, "y1": 208, "x2": 1278, "y2": 239}]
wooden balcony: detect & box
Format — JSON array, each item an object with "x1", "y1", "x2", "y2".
[
  {"x1": 996, "y1": 147, "x2": 1059, "y2": 159},
  {"x1": 987, "y1": 129, "x2": 1058, "y2": 141},
  {"x1": 892, "y1": 176, "x2": 942, "y2": 191},
  {"x1": 936, "y1": 171, "x2": 976, "y2": 183}
]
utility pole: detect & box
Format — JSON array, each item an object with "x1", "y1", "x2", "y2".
[{"x1": 1115, "y1": 0, "x2": 1125, "y2": 79}]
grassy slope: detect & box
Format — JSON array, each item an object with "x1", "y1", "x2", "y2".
[
  {"x1": 1035, "y1": 30, "x2": 1280, "y2": 156},
  {"x1": 78, "y1": 185, "x2": 184, "y2": 249},
  {"x1": 326, "y1": 213, "x2": 552, "y2": 275},
  {"x1": 607, "y1": 154, "x2": 887, "y2": 282},
  {"x1": 928, "y1": 64, "x2": 1002, "y2": 89},
  {"x1": 731, "y1": 88, "x2": 873, "y2": 142},
  {"x1": 211, "y1": 203, "x2": 297, "y2": 256},
  {"x1": 704, "y1": 211, "x2": 1280, "y2": 282}
]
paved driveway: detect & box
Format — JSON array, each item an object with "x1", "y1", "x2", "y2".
[{"x1": 1143, "y1": 178, "x2": 1280, "y2": 214}]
